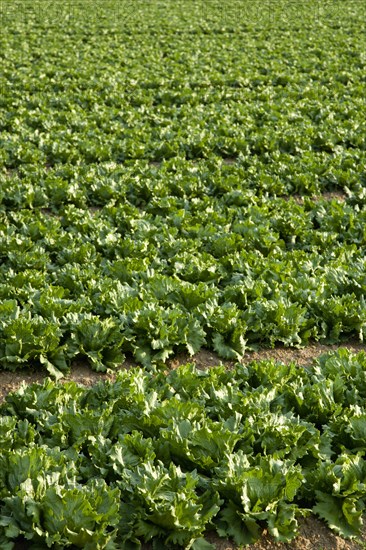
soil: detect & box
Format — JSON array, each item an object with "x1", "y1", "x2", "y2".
[
  {"x1": 206, "y1": 516, "x2": 366, "y2": 549},
  {"x1": 3, "y1": 340, "x2": 366, "y2": 550},
  {"x1": 282, "y1": 190, "x2": 347, "y2": 205}
]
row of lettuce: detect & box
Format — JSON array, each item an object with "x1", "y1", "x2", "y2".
[{"x1": 1, "y1": 349, "x2": 365, "y2": 548}]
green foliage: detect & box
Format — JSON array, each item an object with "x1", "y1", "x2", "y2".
[
  {"x1": 0, "y1": 0, "x2": 366, "y2": 372},
  {"x1": 1, "y1": 349, "x2": 366, "y2": 547},
  {"x1": 1, "y1": 3, "x2": 366, "y2": 543}
]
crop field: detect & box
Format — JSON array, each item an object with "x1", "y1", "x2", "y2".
[{"x1": 1, "y1": 0, "x2": 366, "y2": 548}]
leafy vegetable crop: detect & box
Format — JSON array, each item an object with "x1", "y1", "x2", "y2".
[
  {"x1": 1, "y1": 349, "x2": 366, "y2": 548},
  {"x1": 1, "y1": 0, "x2": 366, "y2": 375}
]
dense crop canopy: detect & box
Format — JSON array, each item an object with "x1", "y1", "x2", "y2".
[
  {"x1": 1, "y1": 349, "x2": 366, "y2": 547},
  {"x1": 1, "y1": 0, "x2": 366, "y2": 374}
]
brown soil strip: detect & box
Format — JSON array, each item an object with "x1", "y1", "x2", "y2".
[
  {"x1": 206, "y1": 516, "x2": 366, "y2": 550},
  {"x1": 1, "y1": 341, "x2": 364, "y2": 405},
  {"x1": 222, "y1": 157, "x2": 238, "y2": 164},
  {"x1": 318, "y1": 191, "x2": 347, "y2": 202},
  {"x1": 282, "y1": 190, "x2": 347, "y2": 205}
]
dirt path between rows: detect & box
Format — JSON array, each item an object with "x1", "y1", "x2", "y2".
[
  {"x1": 3, "y1": 340, "x2": 366, "y2": 550},
  {"x1": 2, "y1": 340, "x2": 365, "y2": 404}
]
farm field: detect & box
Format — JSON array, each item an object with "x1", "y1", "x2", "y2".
[{"x1": 1, "y1": 0, "x2": 366, "y2": 548}]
